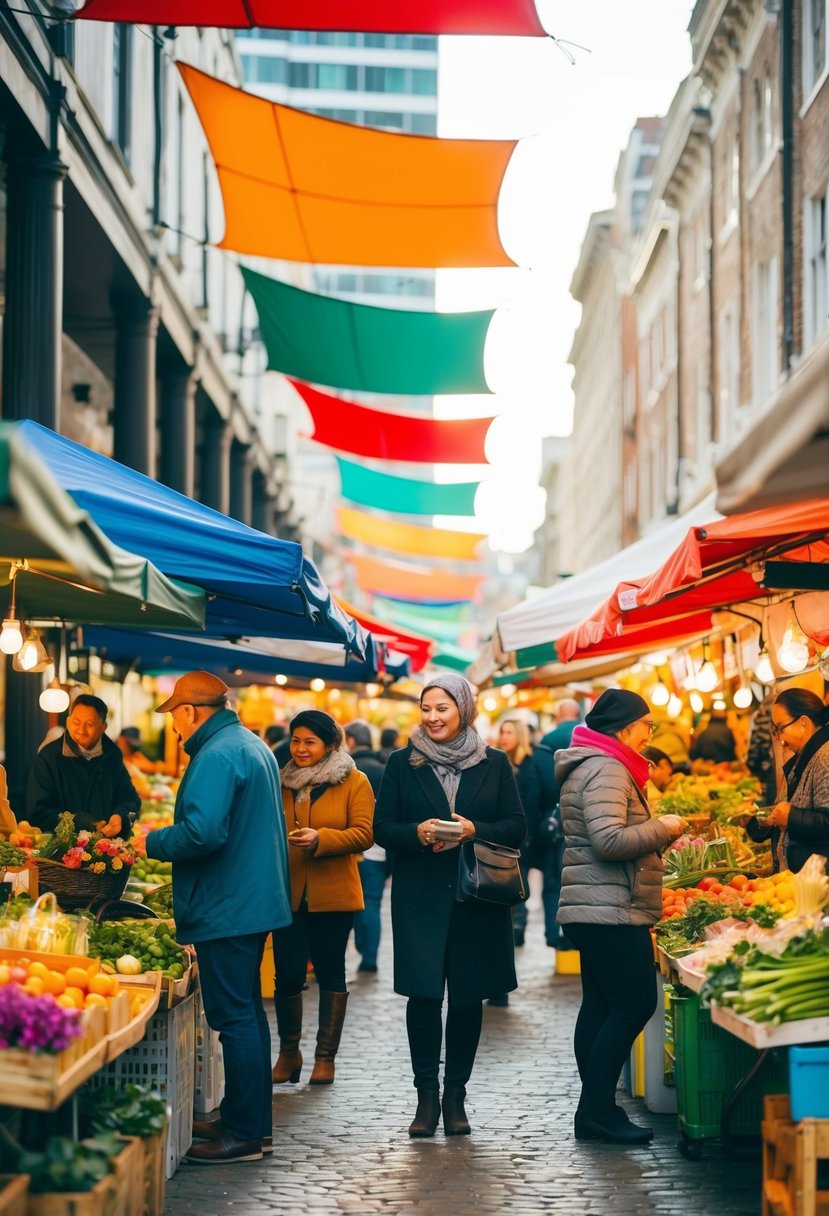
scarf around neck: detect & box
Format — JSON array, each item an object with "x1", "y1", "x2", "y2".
[
  {"x1": 409, "y1": 725, "x2": 488, "y2": 813},
  {"x1": 571, "y1": 723, "x2": 650, "y2": 790},
  {"x1": 281, "y1": 749, "x2": 354, "y2": 802}
]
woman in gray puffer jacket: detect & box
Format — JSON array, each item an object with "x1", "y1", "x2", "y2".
[{"x1": 555, "y1": 689, "x2": 686, "y2": 1147}]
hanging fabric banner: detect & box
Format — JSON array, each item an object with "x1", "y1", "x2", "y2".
[
  {"x1": 373, "y1": 596, "x2": 472, "y2": 624},
  {"x1": 292, "y1": 380, "x2": 494, "y2": 464},
  {"x1": 335, "y1": 598, "x2": 433, "y2": 673},
  {"x1": 371, "y1": 601, "x2": 469, "y2": 644},
  {"x1": 179, "y1": 64, "x2": 515, "y2": 268},
  {"x1": 337, "y1": 457, "x2": 479, "y2": 516},
  {"x1": 76, "y1": 0, "x2": 546, "y2": 35},
  {"x1": 243, "y1": 268, "x2": 492, "y2": 396},
  {"x1": 336, "y1": 506, "x2": 485, "y2": 561},
  {"x1": 349, "y1": 553, "x2": 483, "y2": 602}
]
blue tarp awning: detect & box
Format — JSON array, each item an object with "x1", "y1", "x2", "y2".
[
  {"x1": 83, "y1": 627, "x2": 410, "y2": 685},
  {"x1": 17, "y1": 421, "x2": 367, "y2": 658}
]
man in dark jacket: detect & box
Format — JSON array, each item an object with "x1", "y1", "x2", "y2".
[
  {"x1": 139, "y1": 670, "x2": 292, "y2": 1165},
  {"x1": 27, "y1": 694, "x2": 140, "y2": 836},
  {"x1": 690, "y1": 709, "x2": 737, "y2": 763},
  {"x1": 345, "y1": 720, "x2": 385, "y2": 973}
]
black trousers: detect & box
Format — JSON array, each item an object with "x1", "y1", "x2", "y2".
[
  {"x1": 272, "y1": 907, "x2": 354, "y2": 996},
  {"x1": 564, "y1": 922, "x2": 658, "y2": 1122},
  {"x1": 406, "y1": 998, "x2": 483, "y2": 1091}
]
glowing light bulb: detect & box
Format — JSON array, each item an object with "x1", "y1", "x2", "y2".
[
  {"x1": 689, "y1": 691, "x2": 704, "y2": 714},
  {"x1": 499, "y1": 684, "x2": 517, "y2": 698},
  {"x1": 274, "y1": 674, "x2": 288, "y2": 686},
  {"x1": 483, "y1": 696, "x2": 498, "y2": 712},
  {"x1": 695, "y1": 661, "x2": 718, "y2": 693},
  {"x1": 667, "y1": 695, "x2": 683, "y2": 718},
  {"x1": 310, "y1": 678, "x2": 326, "y2": 692},
  {"x1": 17, "y1": 637, "x2": 41, "y2": 670},
  {"x1": 733, "y1": 683, "x2": 753, "y2": 710},
  {"x1": 39, "y1": 679, "x2": 70, "y2": 714},
  {"x1": 755, "y1": 650, "x2": 774, "y2": 685},
  {"x1": 0, "y1": 618, "x2": 23, "y2": 655},
  {"x1": 713, "y1": 698, "x2": 727, "y2": 712},
  {"x1": 777, "y1": 622, "x2": 810, "y2": 674},
  {"x1": 651, "y1": 681, "x2": 670, "y2": 707},
  {"x1": 364, "y1": 683, "x2": 381, "y2": 698}
]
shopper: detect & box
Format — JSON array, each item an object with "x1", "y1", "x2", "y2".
[
  {"x1": 690, "y1": 708, "x2": 737, "y2": 763},
  {"x1": 555, "y1": 688, "x2": 686, "y2": 1145},
  {"x1": 139, "y1": 670, "x2": 292, "y2": 1164},
  {"x1": 379, "y1": 726, "x2": 401, "y2": 764},
  {"x1": 27, "y1": 694, "x2": 140, "y2": 836},
  {"x1": 641, "y1": 745, "x2": 674, "y2": 801},
  {"x1": 272, "y1": 710, "x2": 374, "y2": 1086},
  {"x1": 766, "y1": 688, "x2": 829, "y2": 872},
  {"x1": 374, "y1": 673, "x2": 525, "y2": 1139},
  {"x1": 345, "y1": 720, "x2": 387, "y2": 975},
  {"x1": 489, "y1": 718, "x2": 533, "y2": 1006}
]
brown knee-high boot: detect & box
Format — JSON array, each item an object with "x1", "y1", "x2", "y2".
[
  {"x1": 272, "y1": 992, "x2": 303, "y2": 1084},
  {"x1": 309, "y1": 990, "x2": 348, "y2": 1085}
]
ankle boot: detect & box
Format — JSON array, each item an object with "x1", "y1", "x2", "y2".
[
  {"x1": 272, "y1": 992, "x2": 303, "y2": 1084},
  {"x1": 408, "y1": 1088, "x2": 441, "y2": 1138},
  {"x1": 309, "y1": 990, "x2": 348, "y2": 1085},
  {"x1": 442, "y1": 1083, "x2": 471, "y2": 1136}
]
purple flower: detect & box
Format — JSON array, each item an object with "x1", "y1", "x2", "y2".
[{"x1": 0, "y1": 985, "x2": 83, "y2": 1053}]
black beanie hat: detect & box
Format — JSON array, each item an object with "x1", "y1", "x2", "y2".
[
  {"x1": 289, "y1": 710, "x2": 344, "y2": 749},
  {"x1": 585, "y1": 689, "x2": 650, "y2": 735}
]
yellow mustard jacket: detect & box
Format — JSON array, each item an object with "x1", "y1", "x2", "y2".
[{"x1": 281, "y1": 768, "x2": 375, "y2": 912}]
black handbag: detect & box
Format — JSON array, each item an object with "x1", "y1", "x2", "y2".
[{"x1": 456, "y1": 839, "x2": 527, "y2": 907}]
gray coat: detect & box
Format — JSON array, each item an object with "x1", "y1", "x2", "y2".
[{"x1": 555, "y1": 745, "x2": 671, "y2": 927}]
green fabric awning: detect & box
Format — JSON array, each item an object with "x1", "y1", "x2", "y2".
[
  {"x1": 337, "y1": 458, "x2": 479, "y2": 517},
  {"x1": 431, "y1": 643, "x2": 479, "y2": 672},
  {"x1": 373, "y1": 597, "x2": 472, "y2": 625},
  {"x1": 243, "y1": 267, "x2": 493, "y2": 395},
  {"x1": 372, "y1": 600, "x2": 468, "y2": 643},
  {"x1": 514, "y1": 642, "x2": 559, "y2": 670},
  {"x1": 0, "y1": 424, "x2": 205, "y2": 629}
]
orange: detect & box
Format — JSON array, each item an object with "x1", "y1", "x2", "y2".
[
  {"x1": 43, "y1": 971, "x2": 66, "y2": 997},
  {"x1": 84, "y1": 993, "x2": 108, "y2": 1009},
  {"x1": 88, "y1": 973, "x2": 118, "y2": 998},
  {"x1": 64, "y1": 967, "x2": 90, "y2": 991},
  {"x1": 55, "y1": 994, "x2": 77, "y2": 1010},
  {"x1": 27, "y1": 961, "x2": 50, "y2": 980},
  {"x1": 63, "y1": 986, "x2": 86, "y2": 1009},
  {"x1": 22, "y1": 977, "x2": 45, "y2": 996}
]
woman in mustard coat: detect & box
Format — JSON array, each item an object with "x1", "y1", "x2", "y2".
[{"x1": 271, "y1": 710, "x2": 374, "y2": 1086}]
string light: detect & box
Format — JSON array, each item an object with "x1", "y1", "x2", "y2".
[
  {"x1": 310, "y1": 678, "x2": 326, "y2": 692},
  {"x1": 651, "y1": 680, "x2": 670, "y2": 707},
  {"x1": 777, "y1": 608, "x2": 810, "y2": 674},
  {"x1": 733, "y1": 683, "x2": 753, "y2": 710},
  {"x1": 13, "y1": 627, "x2": 51, "y2": 673},
  {"x1": 755, "y1": 648, "x2": 774, "y2": 685},
  {"x1": 274, "y1": 674, "x2": 288, "y2": 686},
  {"x1": 39, "y1": 677, "x2": 70, "y2": 714},
  {"x1": 667, "y1": 694, "x2": 683, "y2": 718},
  {"x1": 0, "y1": 563, "x2": 23, "y2": 655},
  {"x1": 689, "y1": 691, "x2": 704, "y2": 714}
]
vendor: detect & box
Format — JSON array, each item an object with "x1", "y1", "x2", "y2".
[
  {"x1": 117, "y1": 726, "x2": 171, "y2": 775},
  {"x1": 766, "y1": 689, "x2": 829, "y2": 873},
  {"x1": 26, "y1": 694, "x2": 140, "y2": 837},
  {"x1": 641, "y1": 745, "x2": 674, "y2": 803}
]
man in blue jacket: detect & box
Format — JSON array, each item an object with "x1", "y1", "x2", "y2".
[{"x1": 138, "y1": 670, "x2": 291, "y2": 1164}]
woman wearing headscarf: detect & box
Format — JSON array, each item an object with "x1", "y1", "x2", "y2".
[
  {"x1": 555, "y1": 689, "x2": 687, "y2": 1146},
  {"x1": 271, "y1": 710, "x2": 374, "y2": 1087},
  {"x1": 373, "y1": 674, "x2": 526, "y2": 1139},
  {"x1": 766, "y1": 688, "x2": 829, "y2": 872}
]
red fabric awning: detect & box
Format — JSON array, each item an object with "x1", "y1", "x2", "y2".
[
  {"x1": 76, "y1": 0, "x2": 546, "y2": 34},
  {"x1": 291, "y1": 380, "x2": 493, "y2": 464},
  {"x1": 557, "y1": 497, "x2": 829, "y2": 661},
  {"x1": 336, "y1": 598, "x2": 433, "y2": 672}
]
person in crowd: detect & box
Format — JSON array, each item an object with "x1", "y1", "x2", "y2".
[
  {"x1": 116, "y1": 726, "x2": 171, "y2": 776},
  {"x1": 690, "y1": 708, "x2": 737, "y2": 764},
  {"x1": 641, "y1": 745, "x2": 674, "y2": 802},
  {"x1": 272, "y1": 711, "x2": 374, "y2": 1087},
  {"x1": 265, "y1": 724, "x2": 292, "y2": 770},
  {"x1": 519, "y1": 699, "x2": 581, "y2": 951},
  {"x1": 649, "y1": 719, "x2": 691, "y2": 773},
  {"x1": 747, "y1": 692, "x2": 781, "y2": 806},
  {"x1": 379, "y1": 726, "x2": 401, "y2": 764},
  {"x1": 27, "y1": 694, "x2": 140, "y2": 836},
  {"x1": 488, "y1": 717, "x2": 534, "y2": 1006},
  {"x1": 0, "y1": 764, "x2": 17, "y2": 837},
  {"x1": 764, "y1": 688, "x2": 829, "y2": 872},
  {"x1": 555, "y1": 688, "x2": 687, "y2": 1146},
  {"x1": 345, "y1": 720, "x2": 387, "y2": 974},
  {"x1": 137, "y1": 670, "x2": 291, "y2": 1164},
  {"x1": 374, "y1": 674, "x2": 525, "y2": 1139}
]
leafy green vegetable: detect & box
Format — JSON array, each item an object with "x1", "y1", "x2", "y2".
[
  {"x1": 79, "y1": 1084, "x2": 168, "y2": 1139},
  {"x1": 18, "y1": 1133, "x2": 121, "y2": 1194}
]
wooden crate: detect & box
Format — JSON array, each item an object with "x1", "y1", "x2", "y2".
[
  {"x1": 110, "y1": 1137, "x2": 143, "y2": 1216},
  {"x1": 0, "y1": 1176, "x2": 28, "y2": 1216},
  {"x1": 141, "y1": 1133, "x2": 166, "y2": 1216},
  {"x1": 762, "y1": 1094, "x2": 829, "y2": 1216},
  {"x1": 26, "y1": 1173, "x2": 117, "y2": 1216},
  {"x1": 0, "y1": 1006, "x2": 107, "y2": 1111}
]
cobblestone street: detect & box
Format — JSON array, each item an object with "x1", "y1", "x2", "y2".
[{"x1": 165, "y1": 880, "x2": 762, "y2": 1215}]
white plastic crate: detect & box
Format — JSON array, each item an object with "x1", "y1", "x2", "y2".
[
  {"x1": 88, "y1": 992, "x2": 195, "y2": 1178},
  {"x1": 193, "y1": 984, "x2": 225, "y2": 1116}
]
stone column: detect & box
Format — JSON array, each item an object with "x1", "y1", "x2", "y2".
[
  {"x1": 201, "y1": 413, "x2": 231, "y2": 514},
  {"x1": 113, "y1": 297, "x2": 159, "y2": 476},
  {"x1": 229, "y1": 440, "x2": 253, "y2": 525},
  {"x1": 1, "y1": 152, "x2": 67, "y2": 427},
  {"x1": 160, "y1": 369, "x2": 197, "y2": 497}
]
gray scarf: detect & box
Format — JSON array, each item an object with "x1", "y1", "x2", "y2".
[
  {"x1": 280, "y1": 748, "x2": 354, "y2": 803},
  {"x1": 409, "y1": 726, "x2": 487, "y2": 813}
]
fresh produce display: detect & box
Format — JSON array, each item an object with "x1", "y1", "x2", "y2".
[
  {"x1": 8, "y1": 820, "x2": 51, "y2": 851},
  {"x1": 0, "y1": 982, "x2": 83, "y2": 1052},
  {"x1": 38, "y1": 813, "x2": 135, "y2": 874},
  {"x1": 0, "y1": 955, "x2": 121, "y2": 1010},
  {"x1": 0, "y1": 893, "x2": 90, "y2": 955},
  {"x1": 143, "y1": 884, "x2": 173, "y2": 918},
  {"x1": 663, "y1": 835, "x2": 741, "y2": 888},
  {"x1": 0, "y1": 841, "x2": 31, "y2": 869},
  {"x1": 89, "y1": 919, "x2": 188, "y2": 980},
  {"x1": 79, "y1": 1083, "x2": 168, "y2": 1140},
  {"x1": 662, "y1": 871, "x2": 797, "y2": 922},
  {"x1": 702, "y1": 930, "x2": 829, "y2": 1025},
  {"x1": 656, "y1": 891, "x2": 780, "y2": 955},
  {"x1": 656, "y1": 765, "x2": 760, "y2": 822},
  {"x1": 17, "y1": 1133, "x2": 122, "y2": 1194},
  {"x1": 128, "y1": 856, "x2": 172, "y2": 885}
]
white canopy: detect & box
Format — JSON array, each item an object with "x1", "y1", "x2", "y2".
[{"x1": 497, "y1": 495, "x2": 721, "y2": 655}]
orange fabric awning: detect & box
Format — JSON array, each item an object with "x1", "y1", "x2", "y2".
[
  {"x1": 348, "y1": 553, "x2": 483, "y2": 602},
  {"x1": 336, "y1": 506, "x2": 486, "y2": 561},
  {"x1": 179, "y1": 64, "x2": 516, "y2": 267},
  {"x1": 336, "y1": 598, "x2": 433, "y2": 672}
]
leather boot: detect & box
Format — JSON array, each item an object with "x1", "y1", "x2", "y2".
[
  {"x1": 272, "y1": 992, "x2": 303, "y2": 1084},
  {"x1": 408, "y1": 1088, "x2": 441, "y2": 1138},
  {"x1": 309, "y1": 990, "x2": 348, "y2": 1085},
  {"x1": 442, "y1": 1083, "x2": 471, "y2": 1136}
]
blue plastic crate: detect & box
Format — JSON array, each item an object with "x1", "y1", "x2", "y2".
[{"x1": 789, "y1": 1046, "x2": 829, "y2": 1121}]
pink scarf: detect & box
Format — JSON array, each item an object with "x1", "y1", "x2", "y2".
[{"x1": 571, "y1": 724, "x2": 650, "y2": 790}]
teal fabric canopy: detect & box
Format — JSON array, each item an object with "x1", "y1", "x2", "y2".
[
  {"x1": 336, "y1": 458, "x2": 479, "y2": 517},
  {"x1": 243, "y1": 267, "x2": 493, "y2": 395}
]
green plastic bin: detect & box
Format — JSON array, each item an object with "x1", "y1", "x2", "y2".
[{"x1": 671, "y1": 989, "x2": 788, "y2": 1142}]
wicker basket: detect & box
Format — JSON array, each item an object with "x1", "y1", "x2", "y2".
[{"x1": 35, "y1": 860, "x2": 129, "y2": 910}]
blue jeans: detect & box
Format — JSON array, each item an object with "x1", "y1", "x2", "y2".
[
  {"x1": 353, "y1": 859, "x2": 387, "y2": 968},
  {"x1": 194, "y1": 933, "x2": 271, "y2": 1141}
]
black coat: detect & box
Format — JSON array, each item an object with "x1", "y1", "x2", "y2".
[
  {"x1": 27, "y1": 733, "x2": 140, "y2": 836},
  {"x1": 374, "y1": 744, "x2": 526, "y2": 1004}
]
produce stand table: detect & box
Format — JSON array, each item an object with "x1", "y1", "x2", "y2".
[
  {"x1": 762, "y1": 1094, "x2": 829, "y2": 1216},
  {"x1": 0, "y1": 1006, "x2": 108, "y2": 1112},
  {"x1": 711, "y1": 1005, "x2": 829, "y2": 1051}
]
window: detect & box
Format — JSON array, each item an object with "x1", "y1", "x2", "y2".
[
  {"x1": 411, "y1": 69, "x2": 437, "y2": 96},
  {"x1": 364, "y1": 66, "x2": 406, "y2": 93},
  {"x1": 753, "y1": 71, "x2": 773, "y2": 167},
  {"x1": 112, "y1": 23, "x2": 132, "y2": 164},
  {"x1": 410, "y1": 114, "x2": 437, "y2": 135},
  {"x1": 718, "y1": 307, "x2": 741, "y2": 442},
  {"x1": 241, "y1": 54, "x2": 287, "y2": 85},
  {"x1": 725, "y1": 137, "x2": 739, "y2": 227},
  {"x1": 804, "y1": 192, "x2": 828, "y2": 348},
  {"x1": 804, "y1": 0, "x2": 827, "y2": 94},
  {"x1": 363, "y1": 110, "x2": 405, "y2": 130},
  {"x1": 752, "y1": 257, "x2": 779, "y2": 404},
  {"x1": 288, "y1": 62, "x2": 312, "y2": 88},
  {"x1": 316, "y1": 63, "x2": 359, "y2": 90}
]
